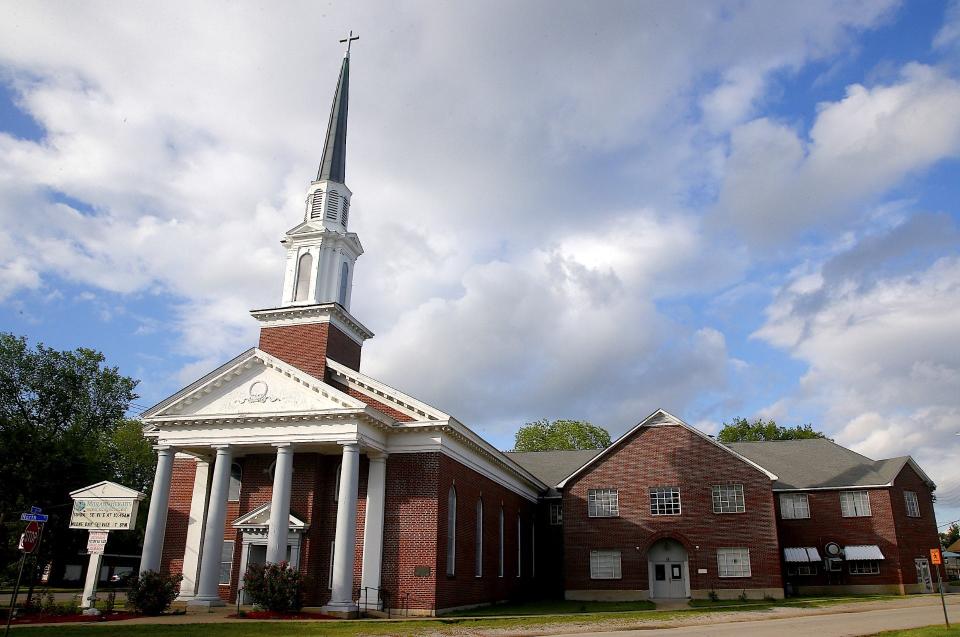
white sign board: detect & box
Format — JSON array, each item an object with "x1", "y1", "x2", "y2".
[
  {"x1": 87, "y1": 530, "x2": 109, "y2": 554},
  {"x1": 70, "y1": 498, "x2": 140, "y2": 530}
]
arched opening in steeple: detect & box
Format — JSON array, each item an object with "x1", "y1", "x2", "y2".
[
  {"x1": 294, "y1": 252, "x2": 313, "y2": 302},
  {"x1": 338, "y1": 262, "x2": 349, "y2": 306}
]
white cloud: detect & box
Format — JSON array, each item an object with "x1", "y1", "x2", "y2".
[{"x1": 718, "y1": 63, "x2": 960, "y2": 243}]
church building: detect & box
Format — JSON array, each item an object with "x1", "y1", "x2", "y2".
[{"x1": 138, "y1": 47, "x2": 941, "y2": 616}]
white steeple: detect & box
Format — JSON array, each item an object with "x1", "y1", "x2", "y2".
[{"x1": 279, "y1": 48, "x2": 362, "y2": 311}]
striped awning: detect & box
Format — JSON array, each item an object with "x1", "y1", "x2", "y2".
[
  {"x1": 844, "y1": 545, "x2": 884, "y2": 560},
  {"x1": 784, "y1": 547, "x2": 821, "y2": 562}
]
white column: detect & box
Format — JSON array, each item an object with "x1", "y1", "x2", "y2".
[
  {"x1": 139, "y1": 445, "x2": 175, "y2": 574},
  {"x1": 360, "y1": 452, "x2": 387, "y2": 608},
  {"x1": 266, "y1": 443, "x2": 294, "y2": 564},
  {"x1": 176, "y1": 459, "x2": 211, "y2": 600},
  {"x1": 190, "y1": 445, "x2": 233, "y2": 606},
  {"x1": 324, "y1": 442, "x2": 360, "y2": 615}
]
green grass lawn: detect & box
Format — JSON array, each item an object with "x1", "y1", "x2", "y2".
[
  {"x1": 866, "y1": 625, "x2": 959, "y2": 636},
  {"x1": 444, "y1": 598, "x2": 655, "y2": 616}
]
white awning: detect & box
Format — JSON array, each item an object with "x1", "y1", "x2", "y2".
[
  {"x1": 844, "y1": 545, "x2": 884, "y2": 560},
  {"x1": 784, "y1": 547, "x2": 821, "y2": 562}
]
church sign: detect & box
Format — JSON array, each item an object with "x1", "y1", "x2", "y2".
[{"x1": 70, "y1": 497, "x2": 139, "y2": 530}]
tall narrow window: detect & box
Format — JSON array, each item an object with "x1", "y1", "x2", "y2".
[
  {"x1": 333, "y1": 463, "x2": 341, "y2": 502},
  {"x1": 228, "y1": 463, "x2": 242, "y2": 502},
  {"x1": 294, "y1": 252, "x2": 313, "y2": 302},
  {"x1": 516, "y1": 514, "x2": 522, "y2": 577},
  {"x1": 498, "y1": 506, "x2": 504, "y2": 577},
  {"x1": 338, "y1": 262, "x2": 349, "y2": 306},
  {"x1": 904, "y1": 491, "x2": 920, "y2": 517},
  {"x1": 531, "y1": 522, "x2": 536, "y2": 578},
  {"x1": 446, "y1": 486, "x2": 457, "y2": 576},
  {"x1": 475, "y1": 499, "x2": 483, "y2": 577},
  {"x1": 219, "y1": 541, "x2": 235, "y2": 585}
]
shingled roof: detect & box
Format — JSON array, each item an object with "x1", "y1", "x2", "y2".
[
  {"x1": 727, "y1": 439, "x2": 935, "y2": 491},
  {"x1": 505, "y1": 449, "x2": 603, "y2": 491}
]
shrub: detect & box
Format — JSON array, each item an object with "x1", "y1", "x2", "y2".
[
  {"x1": 242, "y1": 561, "x2": 304, "y2": 612},
  {"x1": 738, "y1": 590, "x2": 748, "y2": 602},
  {"x1": 708, "y1": 590, "x2": 719, "y2": 602},
  {"x1": 126, "y1": 570, "x2": 183, "y2": 615}
]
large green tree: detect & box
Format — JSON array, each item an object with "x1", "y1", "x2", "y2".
[
  {"x1": 513, "y1": 419, "x2": 612, "y2": 452},
  {"x1": 716, "y1": 417, "x2": 829, "y2": 443},
  {"x1": 941, "y1": 522, "x2": 960, "y2": 550},
  {"x1": 0, "y1": 333, "x2": 151, "y2": 581}
]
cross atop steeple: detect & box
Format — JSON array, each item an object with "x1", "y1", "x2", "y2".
[{"x1": 340, "y1": 30, "x2": 359, "y2": 57}]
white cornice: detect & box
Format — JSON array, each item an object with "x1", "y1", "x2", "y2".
[
  {"x1": 326, "y1": 358, "x2": 448, "y2": 422},
  {"x1": 250, "y1": 303, "x2": 374, "y2": 344}
]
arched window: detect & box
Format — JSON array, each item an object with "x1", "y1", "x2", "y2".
[
  {"x1": 338, "y1": 262, "x2": 349, "y2": 306},
  {"x1": 475, "y1": 499, "x2": 483, "y2": 577},
  {"x1": 228, "y1": 463, "x2": 242, "y2": 502},
  {"x1": 294, "y1": 252, "x2": 313, "y2": 302},
  {"x1": 517, "y1": 514, "x2": 522, "y2": 577},
  {"x1": 498, "y1": 506, "x2": 504, "y2": 577},
  {"x1": 446, "y1": 486, "x2": 457, "y2": 576}
]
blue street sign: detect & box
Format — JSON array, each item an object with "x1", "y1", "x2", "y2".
[
  {"x1": 30, "y1": 506, "x2": 41, "y2": 514},
  {"x1": 20, "y1": 513, "x2": 49, "y2": 522}
]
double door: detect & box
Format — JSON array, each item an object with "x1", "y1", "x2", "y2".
[{"x1": 652, "y1": 561, "x2": 686, "y2": 599}]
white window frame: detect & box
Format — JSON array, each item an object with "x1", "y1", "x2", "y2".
[
  {"x1": 840, "y1": 490, "x2": 872, "y2": 517},
  {"x1": 549, "y1": 502, "x2": 563, "y2": 525},
  {"x1": 712, "y1": 484, "x2": 745, "y2": 513},
  {"x1": 475, "y1": 499, "x2": 483, "y2": 577},
  {"x1": 589, "y1": 550, "x2": 622, "y2": 580},
  {"x1": 849, "y1": 560, "x2": 880, "y2": 575},
  {"x1": 219, "y1": 540, "x2": 235, "y2": 585},
  {"x1": 787, "y1": 563, "x2": 817, "y2": 576},
  {"x1": 498, "y1": 506, "x2": 505, "y2": 578},
  {"x1": 904, "y1": 491, "x2": 920, "y2": 517},
  {"x1": 588, "y1": 489, "x2": 619, "y2": 518},
  {"x1": 779, "y1": 493, "x2": 810, "y2": 519},
  {"x1": 228, "y1": 463, "x2": 242, "y2": 502},
  {"x1": 516, "y1": 514, "x2": 522, "y2": 578},
  {"x1": 717, "y1": 548, "x2": 751, "y2": 578},
  {"x1": 649, "y1": 486, "x2": 681, "y2": 516},
  {"x1": 446, "y1": 486, "x2": 457, "y2": 576}
]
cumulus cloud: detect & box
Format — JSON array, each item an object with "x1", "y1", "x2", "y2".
[
  {"x1": 755, "y1": 216, "x2": 960, "y2": 510},
  {"x1": 717, "y1": 63, "x2": 960, "y2": 243}
]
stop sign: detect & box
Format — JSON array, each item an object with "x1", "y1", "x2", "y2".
[{"x1": 19, "y1": 521, "x2": 41, "y2": 554}]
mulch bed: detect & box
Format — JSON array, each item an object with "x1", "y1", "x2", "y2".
[
  {"x1": 10, "y1": 611, "x2": 140, "y2": 624},
  {"x1": 232, "y1": 610, "x2": 336, "y2": 620}
]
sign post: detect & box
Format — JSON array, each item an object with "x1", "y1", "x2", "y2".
[
  {"x1": 69, "y1": 481, "x2": 145, "y2": 610},
  {"x1": 930, "y1": 548, "x2": 949, "y2": 628},
  {"x1": 4, "y1": 509, "x2": 45, "y2": 637}
]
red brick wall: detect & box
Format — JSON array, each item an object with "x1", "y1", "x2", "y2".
[
  {"x1": 435, "y1": 454, "x2": 539, "y2": 611},
  {"x1": 775, "y1": 488, "x2": 901, "y2": 587},
  {"x1": 160, "y1": 458, "x2": 197, "y2": 577},
  {"x1": 563, "y1": 425, "x2": 782, "y2": 593},
  {"x1": 258, "y1": 321, "x2": 361, "y2": 381},
  {"x1": 889, "y1": 465, "x2": 941, "y2": 587}
]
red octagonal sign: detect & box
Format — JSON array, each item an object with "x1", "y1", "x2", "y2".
[{"x1": 19, "y1": 521, "x2": 41, "y2": 554}]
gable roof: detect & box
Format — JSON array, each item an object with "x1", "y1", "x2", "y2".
[
  {"x1": 555, "y1": 409, "x2": 777, "y2": 489},
  {"x1": 69, "y1": 481, "x2": 146, "y2": 500},
  {"x1": 232, "y1": 503, "x2": 308, "y2": 532},
  {"x1": 727, "y1": 439, "x2": 936, "y2": 491},
  {"x1": 506, "y1": 449, "x2": 603, "y2": 490}
]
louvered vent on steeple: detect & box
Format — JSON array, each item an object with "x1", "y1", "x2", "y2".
[
  {"x1": 326, "y1": 190, "x2": 340, "y2": 221},
  {"x1": 341, "y1": 199, "x2": 349, "y2": 227},
  {"x1": 309, "y1": 190, "x2": 324, "y2": 220}
]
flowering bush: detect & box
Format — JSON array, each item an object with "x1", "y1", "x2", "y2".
[
  {"x1": 126, "y1": 570, "x2": 182, "y2": 615},
  {"x1": 242, "y1": 561, "x2": 304, "y2": 612}
]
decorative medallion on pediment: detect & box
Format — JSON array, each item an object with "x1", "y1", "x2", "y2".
[{"x1": 238, "y1": 381, "x2": 281, "y2": 405}]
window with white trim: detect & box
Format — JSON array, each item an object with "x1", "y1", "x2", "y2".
[
  {"x1": 446, "y1": 486, "x2": 457, "y2": 576},
  {"x1": 717, "y1": 548, "x2": 751, "y2": 578},
  {"x1": 787, "y1": 563, "x2": 817, "y2": 576},
  {"x1": 779, "y1": 493, "x2": 810, "y2": 519},
  {"x1": 498, "y1": 506, "x2": 504, "y2": 577},
  {"x1": 475, "y1": 499, "x2": 483, "y2": 577},
  {"x1": 589, "y1": 550, "x2": 622, "y2": 580},
  {"x1": 549, "y1": 503, "x2": 563, "y2": 525},
  {"x1": 904, "y1": 491, "x2": 920, "y2": 517},
  {"x1": 840, "y1": 490, "x2": 872, "y2": 517},
  {"x1": 228, "y1": 463, "x2": 242, "y2": 502},
  {"x1": 649, "y1": 487, "x2": 681, "y2": 516},
  {"x1": 219, "y1": 540, "x2": 234, "y2": 585},
  {"x1": 328, "y1": 541, "x2": 335, "y2": 589},
  {"x1": 293, "y1": 252, "x2": 313, "y2": 302},
  {"x1": 588, "y1": 489, "x2": 619, "y2": 517},
  {"x1": 516, "y1": 514, "x2": 522, "y2": 578},
  {"x1": 712, "y1": 484, "x2": 745, "y2": 513},
  {"x1": 531, "y1": 523, "x2": 536, "y2": 578},
  {"x1": 849, "y1": 560, "x2": 880, "y2": 575}
]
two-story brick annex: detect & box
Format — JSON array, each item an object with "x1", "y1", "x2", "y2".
[{"x1": 136, "y1": 48, "x2": 942, "y2": 616}]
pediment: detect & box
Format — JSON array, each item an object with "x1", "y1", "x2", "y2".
[
  {"x1": 70, "y1": 481, "x2": 145, "y2": 500},
  {"x1": 285, "y1": 220, "x2": 326, "y2": 236},
  {"x1": 233, "y1": 503, "x2": 307, "y2": 531},
  {"x1": 146, "y1": 349, "x2": 366, "y2": 419}
]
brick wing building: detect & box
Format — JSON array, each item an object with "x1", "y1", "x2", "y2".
[{"x1": 137, "y1": 49, "x2": 941, "y2": 615}]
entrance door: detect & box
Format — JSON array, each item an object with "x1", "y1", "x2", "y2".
[
  {"x1": 647, "y1": 539, "x2": 689, "y2": 599},
  {"x1": 915, "y1": 558, "x2": 933, "y2": 592}
]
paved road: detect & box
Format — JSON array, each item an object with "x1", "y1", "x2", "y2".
[{"x1": 558, "y1": 597, "x2": 957, "y2": 637}]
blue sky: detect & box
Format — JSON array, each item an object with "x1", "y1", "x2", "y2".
[{"x1": 1, "y1": 0, "x2": 959, "y2": 529}]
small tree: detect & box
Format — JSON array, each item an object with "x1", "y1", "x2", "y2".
[
  {"x1": 126, "y1": 570, "x2": 182, "y2": 615},
  {"x1": 716, "y1": 417, "x2": 829, "y2": 443},
  {"x1": 513, "y1": 419, "x2": 611, "y2": 452},
  {"x1": 242, "y1": 561, "x2": 304, "y2": 612},
  {"x1": 941, "y1": 522, "x2": 960, "y2": 549}
]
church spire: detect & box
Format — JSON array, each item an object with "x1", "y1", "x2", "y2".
[{"x1": 316, "y1": 41, "x2": 354, "y2": 184}]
